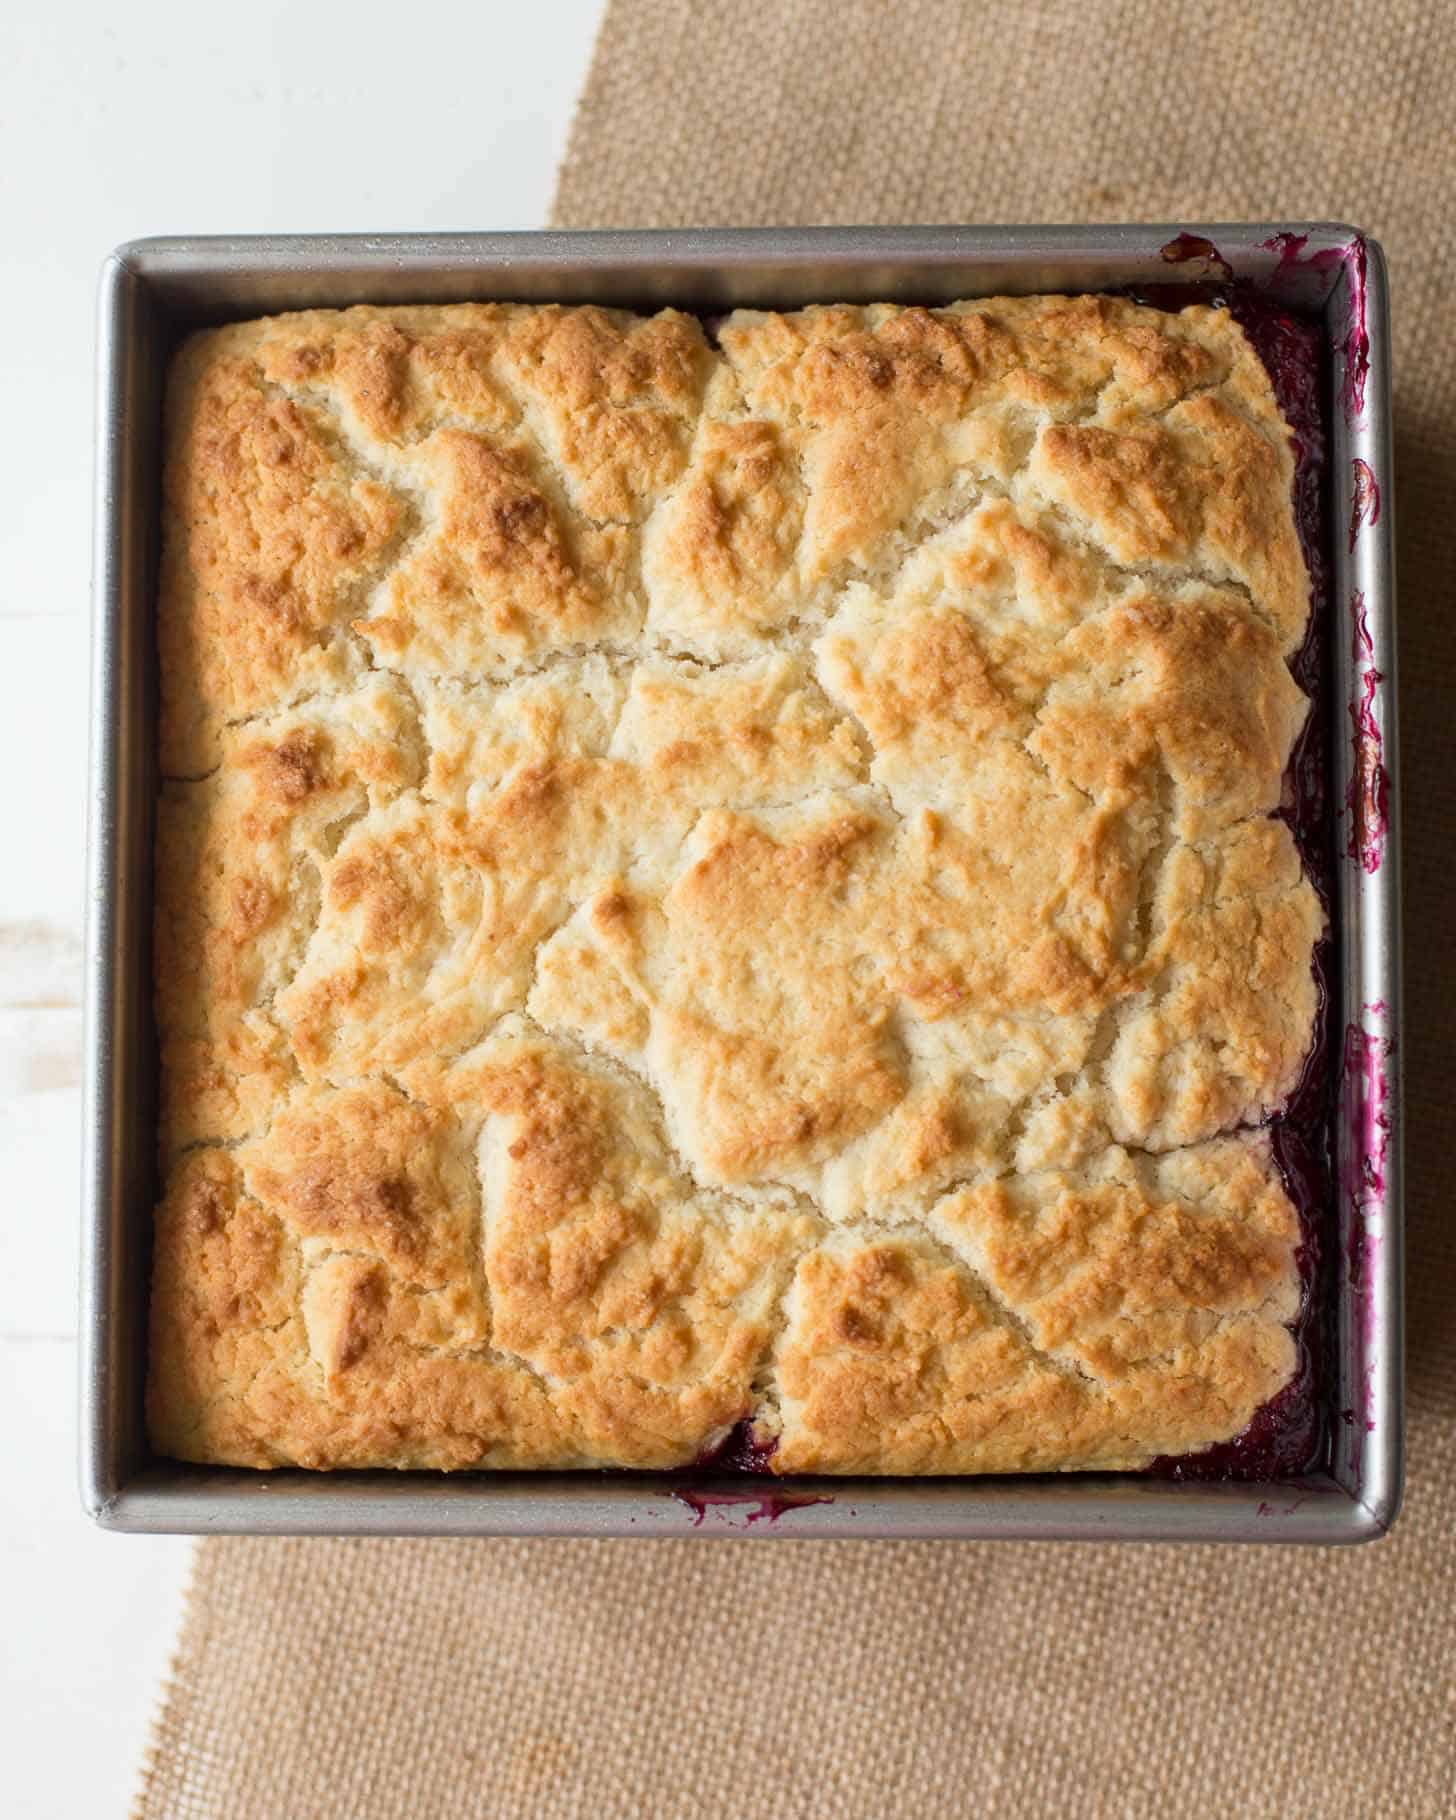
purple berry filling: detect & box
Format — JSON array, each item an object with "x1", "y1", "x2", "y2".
[
  {"x1": 694, "y1": 1418, "x2": 780, "y2": 1475},
  {"x1": 1142, "y1": 288, "x2": 1334, "y2": 1480}
]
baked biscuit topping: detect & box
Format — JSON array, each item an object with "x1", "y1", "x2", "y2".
[{"x1": 150, "y1": 297, "x2": 1320, "y2": 1473}]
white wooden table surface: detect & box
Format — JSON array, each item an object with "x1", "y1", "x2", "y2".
[{"x1": 1, "y1": 5, "x2": 602, "y2": 1811}]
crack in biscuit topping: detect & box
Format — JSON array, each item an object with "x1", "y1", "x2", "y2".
[{"x1": 149, "y1": 296, "x2": 1320, "y2": 1474}]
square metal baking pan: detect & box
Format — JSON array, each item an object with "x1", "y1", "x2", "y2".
[{"x1": 82, "y1": 225, "x2": 1401, "y2": 1542}]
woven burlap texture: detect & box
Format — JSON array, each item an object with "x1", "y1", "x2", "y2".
[{"x1": 135, "y1": 3, "x2": 1455, "y2": 1815}]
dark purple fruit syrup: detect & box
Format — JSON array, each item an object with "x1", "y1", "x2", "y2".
[{"x1": 1134, "y1": 289, "x2": 1336, "y2": 1480}]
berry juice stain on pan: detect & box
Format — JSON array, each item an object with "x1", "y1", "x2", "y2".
[
  {"x1": 1339, "y1": 1012, "x2": 1394, "y2": 1475},
  {"x1": 671, "y1": 1488, "x2": 833, "y2": 1528},
  {"x1": 1345, "y1": 591, "x2": 1389, "y2": 875},
  {"x1": 1159, "y1": 233, "x2": 1234, "y2": 281},
  {"x1": 1342, "y1": 1018, "x2": 1392, "y2": 1260},
  {"x1": 1262, "y1": 231, "x2": 1371, "y2": 423},
  {"x1": 1339, "y1": 1019, "x2": 1390, "y2": 1332},
  {"x1": 1348, "y1": 458, "x2": 1381, "y2": 553}
]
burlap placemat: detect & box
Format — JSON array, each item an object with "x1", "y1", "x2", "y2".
[{"x1": 134, "y1": 4, "x2": 1454, "y2": 1815}]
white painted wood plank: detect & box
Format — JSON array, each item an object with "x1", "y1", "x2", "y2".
[
  {"x1": 0, "y1": 618, "x2": 88, "y2": 927},
  {"x1": 0, "y1": 1080, "x2": 83, "y2": 1338},
  {"x1": 0, "y1": 1337, "x2": 191, "y2": 1820}
]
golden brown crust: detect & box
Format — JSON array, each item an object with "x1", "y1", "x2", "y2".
[
  {"x1": 773, "y1": 1138, "x2": 1297, "y2": 1474},
  {"x1": 152, "y1": 296, "x2": 1320, "y2": 1473},
  {"x1": 149, "y1": 1036, "x2": 812, "y2": 1470},
  {"x1": 153, "y1": 677, "x2": 424, "y2": 1158}
]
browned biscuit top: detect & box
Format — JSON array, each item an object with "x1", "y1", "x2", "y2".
[{"x1": 150, "y1": 296, "x2": 1319, "y2": 1474}]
